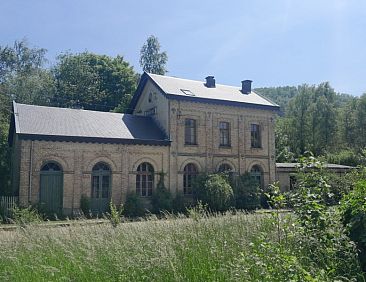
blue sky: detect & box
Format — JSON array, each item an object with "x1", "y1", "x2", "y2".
[{"x1": 1, "y1": 0, "x2": 365, "y2": 96}]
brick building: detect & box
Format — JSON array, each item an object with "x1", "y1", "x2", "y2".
[{"x1": 9, "y1": 72, "x2": 279, "y2": 215}]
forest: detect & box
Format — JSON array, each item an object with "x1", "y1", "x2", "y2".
[{"x1": 0, "y1": 38, "x2": 366, "y2": 194}]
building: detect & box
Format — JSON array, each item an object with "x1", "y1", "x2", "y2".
[
  {"x1": 276, "y1": 162, "x2": 354, "y2": 192},
  {"x1": 8, "y1": 72, "x2": 280, "y2": 215}
]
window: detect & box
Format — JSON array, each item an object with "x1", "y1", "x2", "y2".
[
  {"x1": 92, "y1": 163, "x2": 111, "y2": 199},
  {"x1": 218, "y1": 163, "x2": 233, "y2": 173},
  {"x1": 218, "y1": 163, "x2": 234, "y2": 180},
  {"x1": 251, "y1": 124, "x2": 261, "y2": 148},
  {"x1": 185, "y1": 119, "x2": 197, "y2": 145},
  {"x1": 136, "y1": 162, "x2": 154, "y2": 197},
  {"x1": 144, "y1": 107, "x2": 156, "y2": 116},
  {"x1": 180, "y1": 89, "x2": 195, "y2": 96},
  {"x1": 183, "y1": 163, "x2": 198, "y2": 195},
  {"x1": 250, "y1": 165, "x2": 263, "y2": 188},
  {"x1": 219, "y1": 121, "x2": 230, "y2": 146},
  {"x1": 41, "y1": 162, "x2": 61, "y2": 171}
]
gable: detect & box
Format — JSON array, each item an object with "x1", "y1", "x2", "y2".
[{"x1": 128, "y1": 72, "x2": 280, "y2": 114}]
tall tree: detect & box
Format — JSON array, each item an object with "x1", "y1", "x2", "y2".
[
  {"x1": 53, "y1": 52, "x2": 138, "y2": 112},
  {"x1": 0, "y1": 39, "x2": 54, "y2": 194},
  {"x1": 139, "y1": 35, "x2": 168, "y2": 75}
]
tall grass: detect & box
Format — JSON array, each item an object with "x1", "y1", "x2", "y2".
[{"x1": 0, "y1": 212, "x2": 362, "y2": 281}]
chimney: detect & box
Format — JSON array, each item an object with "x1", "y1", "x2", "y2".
[
  {"x1": 205, "y1": 76, "x2": 215, "y2": 88},
  {"x1": 241, "y1": 80, "x2": 252, "y2": 94}
]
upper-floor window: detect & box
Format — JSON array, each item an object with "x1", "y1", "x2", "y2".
[
  {"x1": 219, "y1": 121, "x2": 230, "y2": 147},
  {"x1": 144, "y1": 107, "x2": 156, "y2": 116},
  {"x1": 251, "y1": 124, "x2": 261, "y2": 148},
  {"x1": 185, "y1": 118, "x2": 197, "y2": 145}
]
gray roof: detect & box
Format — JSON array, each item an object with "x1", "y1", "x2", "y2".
[
  {"x1": 276, "y1": 163, "x2": 354, "y2": 169},
  {"x1": 12, "y1": 102, "x2": 169, "y2": 145},
  {"x1": 149, "y1": 73, "x2": 279, "y2": 108}
]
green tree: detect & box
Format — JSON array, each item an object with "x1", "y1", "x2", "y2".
[
  {"x1": 53, "y1": 52, "x2": 138, "y2": 112},
  {"x1": 139, "y1": 35, "x2": 168, "y2": 75},
  {"x1": 0, "y1": 39, "x2": 52, "y2": 195}
]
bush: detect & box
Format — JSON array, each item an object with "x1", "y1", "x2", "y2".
[
  {"x1": 232, "y1": 172, "x2": 261, "y2": 210},
  {"x1": 151, "y1": 172, "x2": 172, "y2": 213},
  {"x1": 172, "y1": 192, "x2": 186, "y2": 213},
  {"x1": 109, "y1": 201, "x2": 123, "y2": 227},
  {"x1": 340, "y1": 179, "x2": 366, "y2": 271},
  {"x1": 11, "y1": 205, "x2": 42, "y2": 226},
  {"x1": 123, "y1": 193, "x2": 145, "y2": 218},
  {"x1": 194, "y1": 173, "x2": 233, "y2": 212},
  {"x1": 80, "y1": 194, "x2": 91, "y2": 216}
]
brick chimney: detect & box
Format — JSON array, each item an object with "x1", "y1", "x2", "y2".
[
  {"x1": 205, "y1": 76, "x2": 215, "y2": 88},
  {"x1": 241, "y1": 80, "x2": 252, "y2": 94}
]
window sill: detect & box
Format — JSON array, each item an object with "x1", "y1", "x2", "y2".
[
  {"x1": 251, "y1": 146, "x2": 263, "y2": 150},
  {"x1": 219, "y1": 145, "x2": 232, "y2": 149},
  {"x1": 184, "y1": 143, "x2": 198, "y2": 147}
]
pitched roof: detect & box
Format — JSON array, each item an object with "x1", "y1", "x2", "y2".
[
  {"x1": 11, "y1": 102, "x2": 170, "y2": 145},
  {"x1": 128, "y1": 72, "x2": 280, "y2": 113}
]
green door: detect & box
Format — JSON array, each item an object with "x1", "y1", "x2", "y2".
[
  {"x1": 40, "y1": 162, "x2": 63, "y2": 216},
  {"x1": 91, "y1": 163, "x2": 111, "y2": 214}
]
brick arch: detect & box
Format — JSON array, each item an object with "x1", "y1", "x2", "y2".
[
  {"x1": 35, "y1": 155, "x2": 70, "y2": 172},
  {"x1": 179, "y1": 159, "x2": 203, "y2": 173},
  {"x1": 86, "y1": 156, "x2": 118, "y2": 172},
  {"x1": 132, "y1": 157, "x2": 159, "y2": 173},
  {"x1": 247, "y1": 160, "x2": 267, "y2": 174},
  {"x1": 216, "y1": 159, "x2": 237, "y2": 173}
]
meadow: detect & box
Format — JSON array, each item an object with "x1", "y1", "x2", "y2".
[{"x1": 0, "y1": 210, "x2": 362, "y2": 281}]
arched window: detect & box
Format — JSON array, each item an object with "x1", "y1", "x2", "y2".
[
  {"x1": 92, "y1": 162, "x2": 111, "y2": 200},
  {"x1": 218, "y1": 163, "x2": 233, "y2": 173},
  {"x1": 41, "y1": 162, "x2": 62, "y2": 171},
  {"x1": 136, "y1": 162, "x2": 154, "y2": 197},
  {"x1": 250, "y1": 165, "x2": 263, "y2": 187},
  {"x1": 183, "y1": 163, "x2": 198, "y2": 195}
]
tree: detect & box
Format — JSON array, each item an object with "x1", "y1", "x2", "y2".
[
  {"x1": 139, "y1": 35, "x2": 168, "y2": 75},
  {"x1": 0, "y1": 39, "x2": 52, "y2": 195},
  {"x1": 53, "y1": 52, "x2": 138, "y2": 112}
]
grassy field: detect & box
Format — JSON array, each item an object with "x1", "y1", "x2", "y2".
[{"x1": 0, "y1": 211, "x2": 361, "y2": 281}]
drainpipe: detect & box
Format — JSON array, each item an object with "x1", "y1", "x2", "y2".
[{"x1": 28, "y1": 141, "x2": 34, "y2": 204}]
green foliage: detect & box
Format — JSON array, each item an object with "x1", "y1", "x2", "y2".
[
  {"x1": 232, "y1": 172, "x2": 261, "y2": 210},
  {"x1": 341, "y1": 179, "x2": 366, "y2": 271},
  {"x1": 151, "y1": 172, "x2": 172, "y2": 213},
  {"x1": 255, "y1": 86, "x2": 299, "y2": 113},
  {"x1": 10, "y1": 205, "x2": 42, "y2": 226},
  {"x1": 109, "y1": 201, "x2": 123, "y2": 227},
  {"x1": 172, "y1": 192, "x2": 186, "y2": 213},
  {"x1": 123, "y1": 193, "x2": 145, "y2": 218},
  {"x1": 139, "y1": 35, "x2": 168, "y2": 75},
  {"x1": 53, "y1": 52, "x2": 138, "y2": 111},
  {"x1": 194, "y1": 173, "x2": 233, "y2": 211},
  {"x1": 80, "y1": 194, "x2": 90, "y2": 216}
]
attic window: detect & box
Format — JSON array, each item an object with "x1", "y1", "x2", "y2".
[{"x1": 180, "y1": 89, "x2": 195, "y2": 96}]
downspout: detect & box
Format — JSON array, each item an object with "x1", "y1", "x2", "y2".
[{"x1": 28, "y1": 140, "x2": 34, "y2": 204}]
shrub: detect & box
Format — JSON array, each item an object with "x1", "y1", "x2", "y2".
[
  {"x1": 80, "y1": 194, "x2": 91, "y2": 216},
  {"x1": 232, "y1": 172, "x2": 261, "y2": 210},
  {"x1": 340, "y1": 179, "x2": 366, "y2": 271},
  {"x1": 194, "y1": 173, "x2": 233, "y2": 212},
  {"x1": 11, "y1": 205, "x2": 42, "y2": 226},
  {"x1": 123, "y1": 193, "x2": 145, "y2": 218},
  {"x1": 172, "y1": 192, "x2": 186, "y2": 213},
  {"x1": 109, "y1": 201, "x2": 123, "y2": 227},
  {"x1": 151, "y1": 172, "x2": 172, "y2": 213}
]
